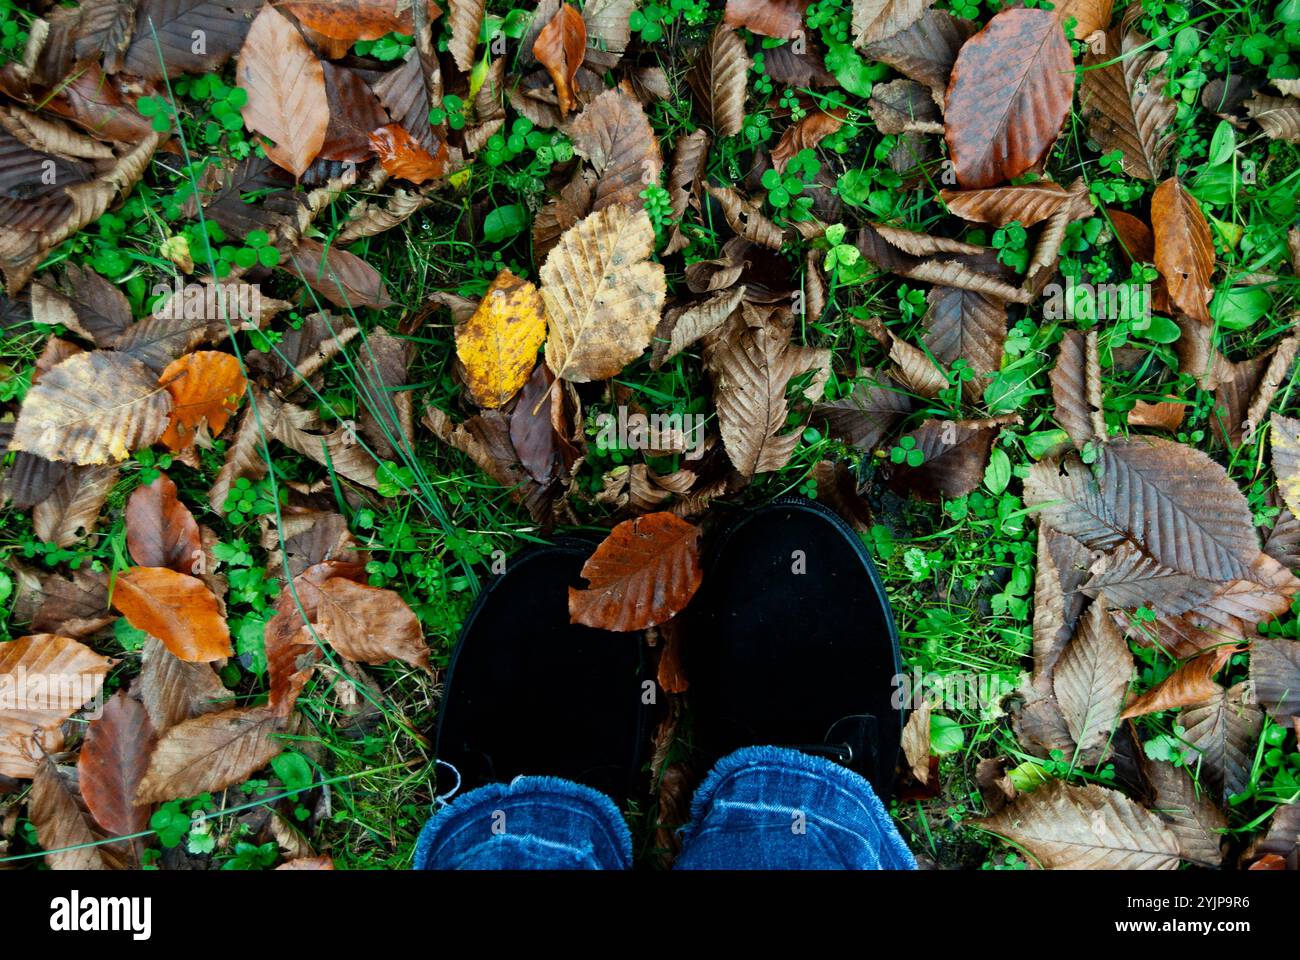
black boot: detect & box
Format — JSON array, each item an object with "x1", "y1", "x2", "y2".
[
  {"x1": 684, "y1": 496, "x2": 903, "y2": 795},
  {"x1": 435, "y1": 540, "x2": 653, "y2": 802}
]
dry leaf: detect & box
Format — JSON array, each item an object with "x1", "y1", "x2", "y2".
[
  {"x1": 159, "y1": 351, "x2": 247, "y2": 452},
  {"x1": 540, "y1": 205, "x2": 666, "y2": 382},
  {"x1": 568, "y1": 512, "x2": 703, "y2": 631},
  {"x1": 315, "y1": 577, "x2": 430, "y2": 671},
  {"x1": 1081, "y1": 28, "x2": 1177, "y2": 181},
  {"x1": 78, "y1": 691, "x2": 157, "y2": 842},
  {"x1": 125, "y1": 473, "x2": 202, "y2": 573},
  {"x1": 533, "y1": 3, "x2": 587, "y2": 118},
  {"x1": 1151, "y1": 176, "x2": 1215, "y2": 325},
  {"x1": 688, "y1": 23, "x2": 750, "y2": 138},
  {"x1": 135, "y1": 705, "x2": 289, "y2": 805},
  {"x1": 112, "y1": 567, "x2": 232, "y2": 663}
]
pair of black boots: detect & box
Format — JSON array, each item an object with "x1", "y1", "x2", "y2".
[{"x1": 435, "y1": 497, "x2": 903, "y2": 805}]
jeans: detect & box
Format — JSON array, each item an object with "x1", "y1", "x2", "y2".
[{"x1": 415, "y1": 745, "x2": 916, "y2": 870}]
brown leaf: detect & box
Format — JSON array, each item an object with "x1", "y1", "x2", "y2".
[
  {"x1": 652, "y1": 286, "x2": 745, "y2": 368},
  {"x1": 281, "y1": 0, "x2": 418, "y2": 41},
  {"x1": 33, "y1": 464, "x2": 116, "y2": 548},
  {"x1": 29, "y1": 759, "x2": 108, "y2": 869},
  {"x1": 318, "y1": 62, "x2": 389, "y2": 163},
  {"x1": 1251, "y1": 637, "x2": 1300, "y2": 724},
  {"x1": 1151, "y1": 176, "x2": 1215, "y2": 325},
  {"x1": 533, "y1": 3, "x2": 587, "y2": 118},
  {"x1": 135, "y1": 705, "x2": 290, "y2": 805},
  {"x1": 448, "y1": 0, "x2": 485, "y2": 71},
  {"x1": 1049, "y1": 329, "x2": 1105, "y2": 448},
  {"x1": 565, "y1": 88, "x2": 662, "y2": 212},
  {"x1": 889, "y1": 417, "x2": 1012, "y2": 501},
  {"x1": 812, "y1": 372, "x2": 915, "y2": 452},
  {"x1": 1081, "y1": 27, "x2": 1177, "y2": 181},
  {"x1": 943, "y1": 8, "x2": 1075, "y2": 189},
  {"x1": 136, "y1": 638, "x2": 229, "y2": 735},
  {"x1": 861, "y1": 9, "x2": 976, "y2": 105},
  {"x1": 1123, "y1": 647, "x2": 1235, "y2": 719},
  {"x1": 236, "y1": 6, "x2": 330, "y2": 178},
  {"x1": 369, "y1": 122, "x2": 447, "y2": 184},
  {"x1": 123, "y1": 0, "x2": 262, "y2": 79},
  {"x1": 923, "y1": 284, "x2": 1007, "y2": 401},
  {"x1": 285, "y1": 238, "x2": 394, "y2": 310},
  {"x1": 662, "y1": 129, "x2": 710, "y2": 254},
  {"x1": 853, "y1": 0, "x2": 934, "y2": 44},
  {"x1": 1053, "y1": 600, "x2": 1133, "y2": 757},
  {"x1": 941, "y1": 182, "x2": 1069, "y2": 228},
  {"x1": 540, "y1": 205, "x2": 666, "y2": 382},
  {"x1": 78, "y1": 691, "x2": 157, "y2": 841},
  {"x1": 1031, "y1": 525, "x2": 1093, "y2": 693},
  {"x1": 1024, "y1": 438, "x2": 1258, "y2": 582},
  {"x1": 978, "y1": 779, "x2": 1180, "y2": 869},
  {"x1": 0, "y1": 634, "x2": 115, "y2": 778},
  {"x1": 1179, "y1": 681, "x2": 1261, "y2": 803},
  {"x1": 772, "y1": 107, "x2": 848, "y2": 171},
  {"x1": 901, "y1": 700, "x2": 931, "y2": 784},
  {"x1": 706, "y1": 184, "x2": 784, "y2": 249},
  {"x1": 9, "y1": 350, "x2": 171, "y2": 465},
  {"x1": 1142, "y1": 756, "x2": 1225, "y2": 867},
  {"x1": 1246, "y1": 93, "x2": 1300, "y2": 143},
  {"x1": 568, "y1": 512, "x2": 703, "y2": 631},
  {"x1": 112, "y1": 567, "x2": 232, "y2": 663},
  {"x1": 314, "y1": 577, "x2": 430, "y2": 671},
  {"x1": 1127, "y1": 399, "x2": 1186, "y2": 431},
  {"x1": 159, "y1": 350, "x2": 247, "y2": 452},
  {"x1": 125, "y1": 473, "x2": 202, "y2": 573},
  {"x1": 705, "y1": 308, "x2": 817, "y2": 476},
  {"x1": 30, "y1": 568, "x2": 114, "y2": 639},
  {"x1": 868, "y1": 79, "x2": 942, "y2": 135},
  {"x1": 688, "y1": 23, "x2": 750, "y2": 139},
  {"x1": 337, "y1": 188, "x2": 432, "y2": 244},
  {"x1": 725, "y1": 0, "x2": 811, "y2": 38}
]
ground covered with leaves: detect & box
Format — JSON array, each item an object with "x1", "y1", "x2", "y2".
[{"x1": 0, "y1": 0, "x2": 1298, "y2": 871}]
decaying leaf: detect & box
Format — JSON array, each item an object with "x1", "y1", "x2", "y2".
[
  {"x1": 533, "y1": 3, "x2": 586, "y2": 118},
  {"x1": 1053, "y1": 600, "x2": 1133, "y2": 757},
  {"x1": 125, "y1": 473, "x2": 202, "y2": 573},
  {"x1": 568, "y1": 512, "x2": 703, "y2": 631},
  {"x1": 941, "y1": 182, "x2": 1069, "y2": 228},
  {"x1": 28, "y1": 759, "x2": 108, "y2": 869},
  {"x1": 159, "y1": 350, "x2": 247, "y2": 452},
  {"x1": 1179, "y1": 681, "x2": 1261, "y2": 803},
  {"x1": 78, "y1": 691, "x2": 157, "y2": 842},
  {"x1": 9, "y1": 351, "x2": 172, "y2": 465},
  {"x1": 566, "y1": 88, "x2": 663, "y2": 212},
  {"x1": 1081, "y1": 28, "x2": 1177, "y2": 182},
  {"x1": 943, "y1": 9, "x2": 1075, "y2": 189},
  {"x1": 135, "y1": 705, "x2": 290, "y2": 805},
  {"x1": 1151, "y1": 176, "x2": 1215, "y2": 325},
  {"x1": 979, "y1": 779, "x2": 1180, "y2": 869},
  {"x1": 688, "y1": 22, "x2": 750, "y2": 139},
  {"x1": 112, "y1": 567, "x2": 232, "y2": 663},
  {"x1": 236, "y1": 6, "x2": 330, "y2": 178},
  {"x1": 540, "y1": 204, "x2": 666, "y2": 383}
]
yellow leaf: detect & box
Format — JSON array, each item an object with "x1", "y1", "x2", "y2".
[{"x1": 455, "y1": 269, "x2": 547, "y2": 408}]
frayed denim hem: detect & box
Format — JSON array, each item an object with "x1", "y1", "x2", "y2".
[
  {"x1": 414, "y1": 775, "x2": 633, "y2": 870},
  {"x1": 676, "y1": 745, "x2": 917, "y2": 870}
]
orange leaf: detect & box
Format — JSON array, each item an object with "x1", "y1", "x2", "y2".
[
  {"x1": 369, "y1": 123, "x2": 448, "y2": 184},
  {"x1": 533, "y1": 3, "x2": 587, "y2": 118},
  {"x1": 569, "y1": 512, "x2": 703, "y2": 631},
  {"x1": 125, "y1": 473, "x2": 202, "y2": 573},
  {"x1": 112, "y1": 567, "x2": 232, "y2": 663},
  {"x1": 1151, "y1": 176, "x2": 1216, "y2": 325},
  {"x1": 159, "y1": 351, "x2": 247, "y2": 452},
  {"x1": 1121, "y1": 646, "x2": 1240, "y2": 719},
  {"x1": 281, "y1": 0, "x2": 426, "y2": 41}
]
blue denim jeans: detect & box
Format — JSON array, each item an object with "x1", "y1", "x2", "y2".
[{"x1": 415, "y1": 745, "x2": 916, "y2": 870}]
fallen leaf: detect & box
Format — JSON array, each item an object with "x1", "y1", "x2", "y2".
[
  {"x1": 136, "y1": 638, "x2": 229, "y2": 735},
  {"x1": 135, "y1": 705, "x2": 289, "y2": 804},
  {"x1": 902, "y1": 700, "x2": 931, "y2": 784},
  {"x1": 9, "y1": 351, "x2": 172, "y2": 465},
  {"x1": 29, "y1": 759, "x2": 108, "y2": 869},
  {"x1": 533, "y1": 3, "x2": 586, "y2": 117},
  {"x1": 112, "y1": 567, "x2": 232, "y2": 663},
  {"x1": 1246, "y1": 93, "x2": 1300, "y2": 143},
  {"x1": 281, "y1": 0, "x2": 417, "y2": 41},
  {"x1": 285, "y1": 238, "x2": 394, "y2": 310},
  {"x1": 772, "y1": 107, "x2": 848, "y2": 171},
  {"x1": 369, "y1": 122, "x2": 447, "y2": 183},
  {"x1": 125, "y1": 473, "x2": 202, "y2": 574},
  {"x1": 236, "y1": 6, "x2": 330, "y2": 178},
  {"x1": 1053, "y1": 600, "x2": 1133, "y2": 756},
  {"x1": 1081, "y1": 27, "x2": 1177, "y2": 181},
  {"x1": 448, "y1": 0, "x2": 485, "y2": 71},
  {"x1": 853, "y1": 0, "x2": 934, "y2": 44},
  {"x1": 1122, "y1": 647, "x2": 1235, "y2": 719},
  {"x1": 78, "y1": 691, "x2": 157, "y2": 842},
  {"x1": 941, "y1": 182, "x2": 1069, "y2": 227},
  {"x1": 687, "y1": 22, "x2": 750, "y2": 139},
  {"x1": 1143, "y1": 756, "x2": 1225, "y2": 867},
  {"x1": 1049, "y1": 329, "x2": 1105, "y2": 448},
  {"x1": 158, "y1": 350, "x2": 247, "y2": 452},
  {"x1": 725, "y1": 0, "x2": 812, "y2": 38},
  {"x1": 0, "y1": 634, "x2": 115, "y2": 778},
  {"x1": 1151, "y1": 176, "x2": 1215, "y2": 324},
  {"x1": 979, "y1": 779, "x2": 1180, "y2": 868},
  {"x1": 33, "y1": 464, "x2": 117, "y2": 548},
  {"x1": 1179, "y1": 681, "x2": 1260, "y2": 803},
  {"x1": 314, "y1": 577, "x2": 430, "y2": 671},
  {"x1": 943, "y1": 8, "x2": 1075, "y2": 189},
  {"x1": 1251, "y1": 637, "x2": 1300, "y2": 724},
  {"x1": 565, "y1": 88, "x2": 662, "y2": 212},
  {"x1": 123, "y1": 0, "x2": 262, "y2": 78},
  {"x1": 861, "y1": 9, "x2": 976, "y2": 105},
  {"x1": 568, "y1": 512, "x2": 703, "y2": 631},
  {"x1": 540, "y1": 204, "x2": 666, "y2": 382}
]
